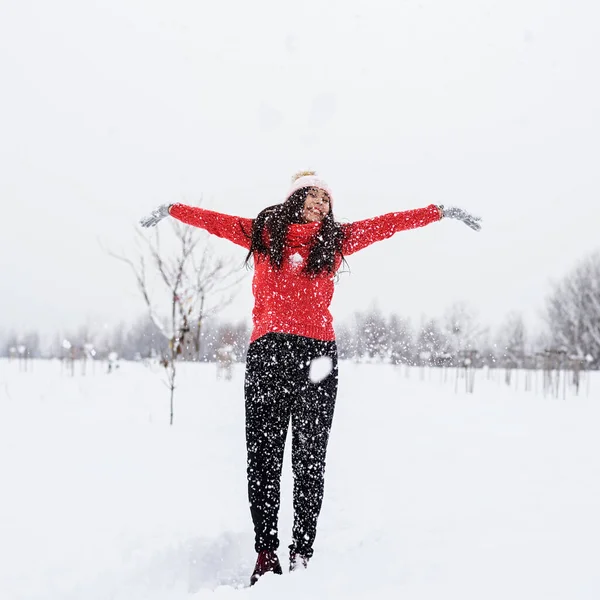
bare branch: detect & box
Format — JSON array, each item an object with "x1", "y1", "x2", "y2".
[{"x1": 106, "y1": 247, "x2": 169, "y2": 338}]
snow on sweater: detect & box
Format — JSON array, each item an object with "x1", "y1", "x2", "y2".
[{"x1": 169, "y1": 203, "x2": 441, "y2": 342}]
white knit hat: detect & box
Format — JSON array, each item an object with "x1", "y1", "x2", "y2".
[{"x1": 286, "y1": 170, "x2": 333, "y2": 205}]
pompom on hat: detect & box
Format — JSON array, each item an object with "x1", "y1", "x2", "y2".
[{"x1": 285, "y1": 170, "x2": 333, "y2": 205}]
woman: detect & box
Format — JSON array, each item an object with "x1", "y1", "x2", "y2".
[{"x1": 140, "y1": 171, "x2": 481, "y2": 585}]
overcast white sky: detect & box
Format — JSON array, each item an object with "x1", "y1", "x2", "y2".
[{"x1": 1, "y1": 0, "x2": 599, "y2": 339}]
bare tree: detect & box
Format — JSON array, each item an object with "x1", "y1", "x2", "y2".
[
  {"x1": 388, "y1": 315, "x2": 414, "y2": 365},
  {"x1": 201, "y1": 319, "x2": 250, "y2": 363},
  {"x1": 497, "y1": 312, "x2": 527, "y2": 366},
  {"x1": 442, "y1": 302, "x2": 486, "y2": 365},
  {"x1": 496, "y1": 311, "x2": 527, "y2": 387},
  {"x1": 335, "y1": 321, "x2": 357, "y2": 361},
  {"x1": 416, "y1": 318, "x2": 449, "y2": 366},
  {"x1": 545, "y1": 251, "x2": 600, "y2": 367},
  {"x1": 3, "y1": 330, "x2": 40, "y2": 361},
  {"x1": 121, "y1": 317, "x2": 169, "y2": 360},
  {"x1": 353, "y1": 305, "x2": 389, "y2": 362},
  {"x1": 187, "y1": 242, "x2": 247, "y2": 361},
  {"x1": 110, "y1": 217, "x2": 245, "y2": 425}
]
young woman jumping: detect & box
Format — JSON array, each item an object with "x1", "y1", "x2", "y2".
[{"x1": 140, "y1": 171, "x2": 481, "y2": 585}]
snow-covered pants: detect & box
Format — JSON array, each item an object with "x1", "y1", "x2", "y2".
[{"x1": 244, "y1": 333, "x2": 338, "y2": 558}]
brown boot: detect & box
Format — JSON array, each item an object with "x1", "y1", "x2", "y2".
[{"x1": 250, "y1": 550, "x2": 283, "y2": 586}]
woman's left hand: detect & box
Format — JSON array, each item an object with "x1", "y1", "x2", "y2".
[
  {"x1": 139, "y1": 203, "x2": 171, "y2": 228},
  {"x1": 438, "y1": 205, "x2": 482, "y2": 231}
]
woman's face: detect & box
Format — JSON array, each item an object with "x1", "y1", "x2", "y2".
[{"x1": 302, "y1": 187, "x2": 331, "y2": 223}]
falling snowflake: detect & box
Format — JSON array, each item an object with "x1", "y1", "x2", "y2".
[
  {"x1": 309, "y1": 356, "x2": 333, "y2": 383},
  {"x1": 289, "y1": 252, "x2": 304, "y2": 269}
]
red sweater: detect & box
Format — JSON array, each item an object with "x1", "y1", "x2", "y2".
[{"x1": 169, "y1": 203, "x2": 441, "y2": 342}]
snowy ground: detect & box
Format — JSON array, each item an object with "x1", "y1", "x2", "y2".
[{"x1": 1, "y1": 358, "x2": 599, "y2": 600}]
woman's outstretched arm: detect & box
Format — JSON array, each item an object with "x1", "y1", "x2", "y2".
[
  {"x1": 341, "y1": 204, "x2": 481, "y2": 256},
  {"x1": 139, "y1": 203, "x2": 253, "y2": 250}
]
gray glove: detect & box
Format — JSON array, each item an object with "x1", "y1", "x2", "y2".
[
  {"x1": 439, "y1": 205, "x2": 482, "y2": 231},
  {"x1": 139, "y1": 204, "x2": 172, "y2": 228}
]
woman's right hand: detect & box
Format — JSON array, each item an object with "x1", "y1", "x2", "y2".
[{"x1": 139, "y1": 204, "x2": 171, "y2": 228}]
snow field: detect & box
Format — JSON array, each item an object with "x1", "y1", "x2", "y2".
[{"x1": 0, "y1": 359, "x2": 598, "y2": 599}]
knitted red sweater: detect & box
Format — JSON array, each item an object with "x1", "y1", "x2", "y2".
[{"x1": 169, "y1": 203, "x2": 441, "y2": 342}]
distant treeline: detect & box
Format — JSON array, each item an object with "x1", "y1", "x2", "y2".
[{"x1": 3, "y1": 251, "x2": 600, "y2": 370}]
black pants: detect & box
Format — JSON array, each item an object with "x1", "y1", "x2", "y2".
[{"x1": 244, "y1": 333, "x2": 338, "y2": 558}]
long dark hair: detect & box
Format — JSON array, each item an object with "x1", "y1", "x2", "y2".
[{"x1": 244, "y1": 188, "x2": 345, "y2": 276}]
